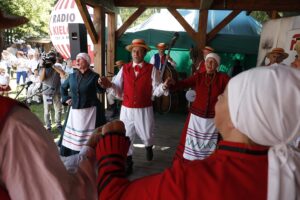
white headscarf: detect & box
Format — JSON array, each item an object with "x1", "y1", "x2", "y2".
[
  {"x1": 205, "y1": 52, "x2": 220, "y2": 66},
  {"x1": 76, "y1": 53, "x2": 91, "y2": 65},
  {"x1": 227, "y1": 65, "x2": 300, "y2": 200}
]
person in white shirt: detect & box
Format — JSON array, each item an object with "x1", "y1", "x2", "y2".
[
  {"x1": 99, "y1": 39, "x2": 173, "y2": 175},
  {"x1": 27, "y1": 51, "x2": 39, "y2": 74},
  {"x1": 0, "y1": 67, "x2": 10, "y2": 96},
  {"x1": 149, "y1": 42, "x2": 176, "y2": 72},
  {"x1": 26, "y1": 68, "x2": 42, "y2": 104}
]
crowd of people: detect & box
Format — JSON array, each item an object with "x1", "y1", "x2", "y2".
[{"x1": 1, "y1": 17, "x2": 300, "y2": 199}]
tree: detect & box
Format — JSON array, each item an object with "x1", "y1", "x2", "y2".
[
  {"x1": 118, "y1": 8, "x2": 160, "y2": 28},
  {"x1": 0, "y1": 0, "x2": 55, "y2": 44},
  {"x1": 250, "y1": 11, "x2": 270, "y2": 24}
]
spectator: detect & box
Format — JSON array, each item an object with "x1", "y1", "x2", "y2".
[
  {"x1": 0, "y1": 67, "x2": 10, "y2": 96},
  {"x1": 39, "y1": 51, "x2": 63, "y2": 132},
  {"x1": 26, "y1": 68, "x2": 41, "y2": 104},
  {"x1": 15, "y1": 51, "x2": 28, "y2": 88},
  {"x1": 60, "y1": 58, "x2": 74, "y2": 84},
  {"x1": 27, "y1": 51, "x2": 39, "y2": 74}
]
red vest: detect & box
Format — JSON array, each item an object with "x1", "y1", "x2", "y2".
[
  {"x1": 122, "y1": 62, "x2": 153, "y2": 108},
  {"x1": 0, "y1": 96, "x2": 27, "y2": 200}
]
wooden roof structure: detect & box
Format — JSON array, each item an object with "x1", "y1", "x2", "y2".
[{"x1": 74, "y1": 0, "x2": 300, "y2": 78}]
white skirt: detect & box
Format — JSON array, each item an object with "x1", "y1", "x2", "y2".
[
  {"x1": 62, "y1": 106, "x2": 96, "y2": 152},
  {"x1": 183, "y1": 114, "x2": 219, "y2": 161}
]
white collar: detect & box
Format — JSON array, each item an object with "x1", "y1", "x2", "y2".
[{"x1": 133, "y1": 62, "x2": 143, "y2": 68}]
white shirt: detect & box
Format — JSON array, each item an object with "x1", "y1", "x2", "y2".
[{"x1": 0, "y1": 73, "x2": 9, "y2": 85}]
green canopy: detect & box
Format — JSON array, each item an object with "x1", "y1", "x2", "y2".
[{"x1": 116, "y1": 10, "x2": 262, "y2": 76}]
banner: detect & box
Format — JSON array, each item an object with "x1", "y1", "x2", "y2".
[
  {"x1": 257, "y1": 15, "x2": 300, "y2": 66},
  {"x1": 49, "y1": 0, "x2": 94, "y2": 62}
]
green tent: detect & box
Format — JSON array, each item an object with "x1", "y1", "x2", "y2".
[{"x1": 116, "y1": 10, "x2": 261, "y2": 77}]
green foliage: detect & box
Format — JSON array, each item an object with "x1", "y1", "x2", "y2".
[
  {"x1": 0, "y1": 0, "x2": 55, "y2": 40},
  {"x1": 250, "y1": 11, "x2": 270, "y2": 24},
  {"x1": 118, "y1": 8, "x2": 160, "y2": 28}
]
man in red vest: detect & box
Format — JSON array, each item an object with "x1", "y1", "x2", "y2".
[{"x1": 99, "y1": 39, "x2": 172, "y2": 175}]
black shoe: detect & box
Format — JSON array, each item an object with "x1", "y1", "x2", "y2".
[
  {"x1": 125, "y1": 156, "x2": 133, "y2": 176},
  {"x1": 145, "y1": 146, "x2": 153, "y2": 161},
  {"x1": 56, "y1": 126, "x2": 63, "y2": 135}
]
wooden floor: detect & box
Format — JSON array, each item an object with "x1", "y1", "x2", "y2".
[{"x1": 127, "y1": 112, "x2": 187, "y2": 180}]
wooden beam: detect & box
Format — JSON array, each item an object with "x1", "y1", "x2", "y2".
[
  {"x1": 107, "y1": 12, "x2": 116, "y2": 78},
  {"x1": 93, "y1": 6, "x2": 106, "y2": 107},
  {"x1": 197, "y1": 9, "x2": 208, "y2": 49},
  {"x1": 114, "y1": 0, "x2": 300, "y2": 11},
  {"x1": 200, "y1": 0, "x2": 214, "y2": 10},
  {"x1": 167, "y1": 8, "x2": 197, "y2": 41},
  {"x1": 207, "y1": 10, "x2": 241, "y2": 42},
  {"x1": 116, "y1": 7, "x2": 146, "y2": 39},
  {"x1": 86, "y1": 0, "x2": 116, "y2": 13},
  {"x1": 74, "y1": 0, "x2": 98, "y2": 44},
  {"x1": 93, "y1": 6, "x2": 106, "y2": 76}
]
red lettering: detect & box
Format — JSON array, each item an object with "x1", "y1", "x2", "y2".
[{"x1": 290, "y1": 33, "x2": 300, "y2": 50}]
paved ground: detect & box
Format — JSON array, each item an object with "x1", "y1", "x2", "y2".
[{"x1": 127, "y1": 112, "x2": 187, "y2": 180}]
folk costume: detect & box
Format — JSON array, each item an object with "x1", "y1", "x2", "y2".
[
  {"x1": 96, "y1": 65, "x2": 300, "y2": 200},
  {"x1": 149, "y1": 43, "x2": 176, "y2": 71},
  {"x1": 172, "y1": 53, "x2": 229, "y2": 161},
  {"x1": 111, "y1": 61, "x2": 167, "y2": 156},
  {"x1": 0, "y1": 96, "x2": 97, "y2": 200},
  {"x1": 60, "y1": 54, "x2": 106, "y2": 156},
  {"x1": 96, "y1": 134, "x2": 269, "y2": 200}
]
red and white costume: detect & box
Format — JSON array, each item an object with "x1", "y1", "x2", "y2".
[
  {"x1": 110, "y1": 61, "x2": 167, "y2": 155},
  {"x1": 96, "y1": 133, "x2": 269, "y2": 200},
  {"x1": 172, "y1": 71, "x2": 229, "y2": 161}
]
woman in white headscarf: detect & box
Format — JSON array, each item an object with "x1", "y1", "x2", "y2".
[
  {"x1": 60, "y1": 53, "x2": 106, "y2": 156},
  {"x1": 222, "y1": 64, "x2": 300, "y2": 200},
  {"x1": 94, "y1": 65, "x2": 300, "y2": 200},
  {"x1": 171, "y1": 53, "x2": 230, "y2": 162}
]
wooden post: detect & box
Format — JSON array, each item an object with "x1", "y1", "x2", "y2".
[
  {"x1": 93, "y1": 6, "x2": 105, "y2": 76},
  {"x1": 93, "y1": 6, "x2": 106, "y2": 105},
  {"x1": 107, "y1": 12, "x2": 116, "y2": 79},
  {"x1": 197, "y1": 9, "x2": 208, "y2": 51}
]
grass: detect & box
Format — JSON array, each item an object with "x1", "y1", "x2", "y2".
[
  {"x1": 21, "y1": 98, "x2": 67, "y2": 140},
  {"x1": 7, "y1": 76, "x2": 66, "y2": 141}
]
